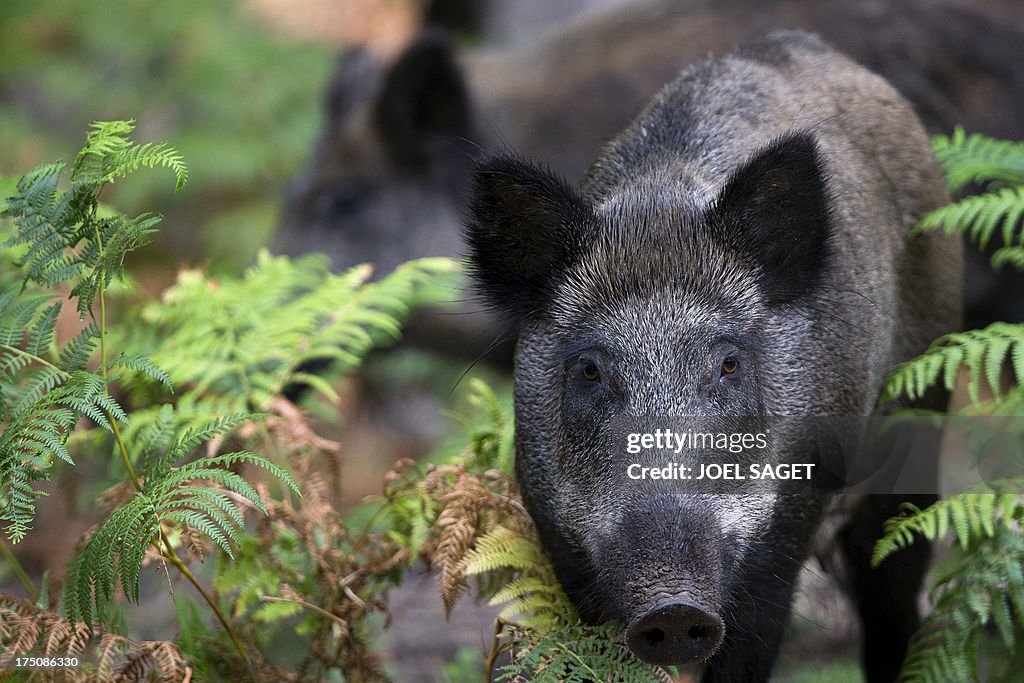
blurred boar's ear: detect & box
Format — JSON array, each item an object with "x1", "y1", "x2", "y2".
[
  {"x1": 373, "y1": 30, "x2": 471, "y2": 168},
  {"x1": 465, "y1": 154, "x2": 594, "y2": 323},
  {"x1": 709, "y1": 131, "x2": 833, "y2": 305},
  {"x1": 325, "y1": 47, "x2": 379, "y2": 125}
]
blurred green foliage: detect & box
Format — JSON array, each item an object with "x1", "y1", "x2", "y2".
[{"x1": 0, "y1": 0, "x2": 334, "y2": 271}]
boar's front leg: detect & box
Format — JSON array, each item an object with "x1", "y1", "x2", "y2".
[{"x1": 839, "y1": 493, "x2": 933, "y2": 682}]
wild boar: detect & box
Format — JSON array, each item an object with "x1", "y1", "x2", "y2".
[{"x1": 464, "y1": 30, "x2": 962, "y2": 680}]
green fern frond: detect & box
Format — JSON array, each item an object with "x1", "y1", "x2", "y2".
[
  {"x1": 3, "y1": 120, "x2": 186, "y2": 316},
  {"x1": 0, "y1": 163, "x2": 74, "y2": 285},
  {"x1": 65, "y1": 492, "x2": 158, "y2": 624},
  {"x1": 23, "y1": 302, "x2": 61, "y2": 357},
  {"x1": 118, "y1": 251, "x2": 460, "y2": 413},
  {"x1": 138, "y1": 405, "x2": 177, "y2": 455},
  {"x1": 58, "y1": 322, "x2": 100, "y2": 371},
  {"x1": 158, "y1": 458, "x2": 273, "y2": 515},
  {"x1": 873, "y1": 482, "x2": 1024, "y2": 564},
  {"x1": 0, "y1": 289, "x2": 21, "y2": 322},
  {"x1": 171, "y1": 486, "x2": 247, "y2": 529},
  {"x1": 0, "y1": 367, "x2": 130, "y2": 540},
  {"x1": 891, "y1": 524, "x2": 1024, "y2": 682},
  {"x1": 464, "y1": 526, "x2": 548, "y2": 575},
  {"x1": 494, "y1": 580, "x2": 574, "y2": 629},
  {"x1": 916, "y1": 186, "x2": 1024, "y2": 253},
  {"x1": 452, "y1": 378, "x2": 516, "y2": 475},
  {"x1": 878, "y1": 322, "x2": 1024, "y2": 406},
  {"x1": 0, "y1": 469, "x2": 44, "y2": 543},
  {"x1": 65, "y1": 440, "x2": 296, "y2": 626},
  {"x1": 2, "y1": 120, "x2": 198, "y2": 548},
  {"x1": 167, "y1": 413, "x2": 256, "y2": 459},
  {"x1": 191, "y1": 451, "x2": 300, "y2": 496},
  {"x1": 72, "y1": 120, "x2": 188, "y2": 191},
  {"x1": 8, "y1": 363, "x2": 67, "y2": 419},
  {"x1": 932, "y1": 126, "x2": 1024, "y2": 194},
  {"x1": 67, "y1": 213, "x2": 164, "y2": 315},
  {"x1": 464, "y1": 526, "x2": 577, "y2": 632},
  {"x1": 992, "y1": 246, "x2": 1024, "y2": 271},
  {"x1": 163, "y1": 507, "x2": 237, "y2": 557},
  {"x1": 99, "y1": 353, "x2": 172, "y2": 389},
  {"x1": 490, "y1": 577, "x2": 563, "y2": 607},
  {"x1": 498, "y1": 622, "x2": 674, "y2": 683},
  {"x1": 0, "y1": 291, "x2": 55, "y2": 346}
]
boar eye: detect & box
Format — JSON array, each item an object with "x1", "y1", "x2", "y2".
[
  {"x1": 721, "y1": 356, "x2": 739, "y2": 376},
  {"x1": 581, "y1": 359, "x2": 601, "y2": 382},
  {"x1": 327, "y1": 189, "x2": 366, "y2": 218},
  {"x1": 314, "y1": 183, "x2": 368, "y2": 222}
]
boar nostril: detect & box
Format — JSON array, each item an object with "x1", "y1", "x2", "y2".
[
  {"x1": 688, "y1": 624, "x2": 710, "y2": 640},
  {"x1": 627, "y1": 600, "x2": 724, "y2": 666},
  {"x1": 643, "y1": 628, "x2": 665, "y2": 647}
]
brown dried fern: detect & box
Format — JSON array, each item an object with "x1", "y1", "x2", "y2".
[
  {"x1": 227, "y1": 452, "x2": 404, "y2": 680},
  {"x1": 432, "y1": 471, "x2": 485, "y2": 613},
  {"x1": 404, "y1": 460, "x2": 535, "y2": 615},
  {"x1": 0, "y1": 593, "x2": 189, "y2": 682},
  {"x1": 100, "y1": 635, "x2": 188, "y2": 683}
]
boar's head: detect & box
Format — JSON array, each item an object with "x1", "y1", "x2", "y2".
[
  {"x1": 276, "y1": 32, "x2": 475, "y2": 275},
  {"x1": 465, "y1": 133, "x2": 833, "y2": 666}
]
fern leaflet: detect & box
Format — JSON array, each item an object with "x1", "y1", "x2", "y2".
[
  {"x1": 932, "y1": 126, "x2": 1024, "y2": 194},
  {"x1": 878, "y1": 322, "x2": 1024, "y2": 406},
  {"x1": 64, "y1": 412, "x2": 298, "y2": 626},
  {"x1": 1, "y1": 120, "x2": 187, "y2": 541}
]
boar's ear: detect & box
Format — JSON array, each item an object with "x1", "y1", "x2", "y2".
[
  {"x1": 325, "y1": 47, "x2": 378, "y2": 125},
  {"x1": 465, "y1": 155, "x2": 594, "y2": 322},
  {"x1": 710, "y1": 132, "x2": 832, "y2": 305},
  {"x1": 374, "y1": 30, "x2": 471, "y2": 168}
]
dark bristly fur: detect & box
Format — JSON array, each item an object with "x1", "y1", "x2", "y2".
[
  {"x1": 465, "y1": 155, "x2": 596, "y2": 324},
  {"x1": 465, "y1": 31, "x2": 962, "y2": 681},
  {"x1": 372, "y1": 30, "x2": 471, "y2": 169},
  {"x1": 707, "y1": 132, "x2": 833, "y2": 305}
]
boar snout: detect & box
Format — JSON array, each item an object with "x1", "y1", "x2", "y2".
[
  {"x1": 607, "y1": 497, "x2": 728, "y2": 665},
  {"x1": 627, "y1": 598, "x2": 724, "y2": 666}
]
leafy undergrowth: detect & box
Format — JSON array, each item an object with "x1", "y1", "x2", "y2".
[
  {"x1": 873, "y1": 127, "x2": 1024, "y2": 683},
  {"x1": 0, "y1": 120, "x2": 673, "y2": 682}
]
